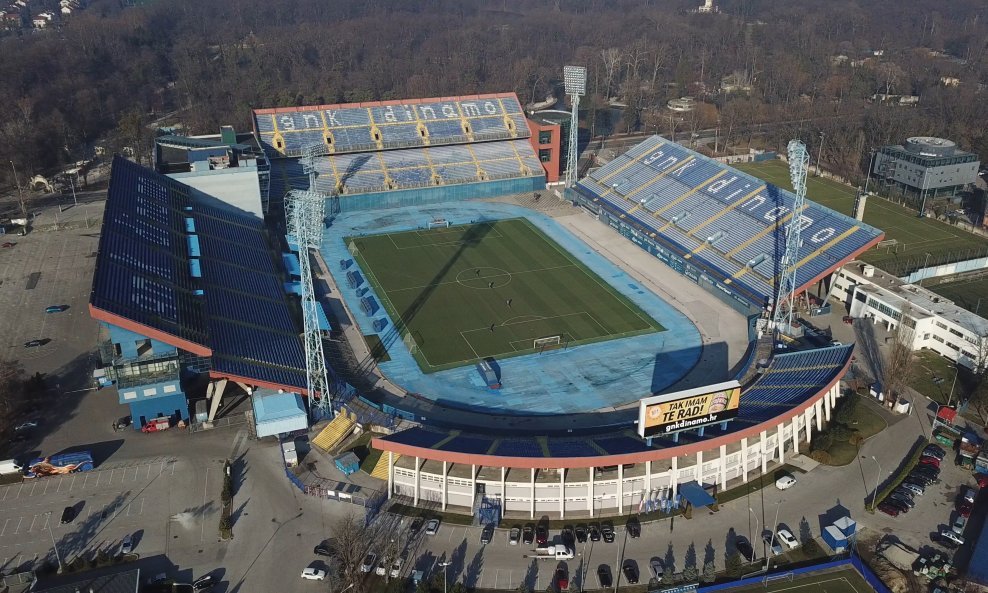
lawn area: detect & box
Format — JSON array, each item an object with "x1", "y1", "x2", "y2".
[
  {"x1": 348, "y1": 218, "x2": 663, "y2": 373},
  {"x1": 734, "y1": 160, "x2": 988, "y2": 273},
  {"x1": 929, "y1": 275, "x2": 988, "y2": 314},
  {"x1": 722, "y1": 565, "x2": 875, "y2": 593},
  {"x1": 910, "y1": 349, "x2": 962, "y2": 407}
]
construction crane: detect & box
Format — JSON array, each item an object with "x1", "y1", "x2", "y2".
[
  {"x1": 285, "y1": 146, "x2": 332, "y2": 417},
  {"x1": 773, "y1": 139, "x2": 809, "y2": 335}
]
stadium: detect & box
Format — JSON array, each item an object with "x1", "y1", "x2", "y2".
[{"x1": 90, "y1": 91, "x2": 883, "y2": 520}]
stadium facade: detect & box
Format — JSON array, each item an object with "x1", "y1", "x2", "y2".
[{"x1": 90, "y1": 89, "x2": 888, "y2": 518}]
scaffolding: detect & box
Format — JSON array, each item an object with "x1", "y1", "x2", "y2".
[{"x1": 773, "y1": 139, "x2": 809, "y2": 334}]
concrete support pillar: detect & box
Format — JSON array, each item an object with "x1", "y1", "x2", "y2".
[
  {"x1": 530, "y1": 468, "x2": 536, "y2": 519},
  {"x1": 719, "y1": 445, "x2": 727, "y2": 490},
  {"x1": 588, "y1": 469, "x2": 595, "y2": 516},
  {"x1": 471, "y1": 464, "x2": 477, "y2": 499},
  {"x1": 670, "y1": 456, "x2": 678, "y2": 498},
  {"x1": 387, "y1": 451, "x2": 394, "y2": 500},
  {"x1": 645, "y1": 460, "x2": 652, "y2": 495},
  {"x1": 740, "y1": 438, "x2": 749, "y2": 483},
  {"x1": 760, "y1": 431, "x2": 768, "y2": 475},
  {"x1": 804, "y1": 408, "x2": 813, "y2": 444},
  {"x1": 441, "y1": 461, "x2": 448, "y2": 511},
  {"x1": 617, "y1": 464, "x2": 624, "y2": 515},
  {"x1": 696, "y1": 450, "x2": 703, "y2": 484},
  {"x1": 824, "y1": 390, "x2": 833, "y2": 421},
  {"x1": 559, "y1": 470, "x2": 565, "y2": 519},
  {"x1": 414, "y1": 456, "x2": 421, "y2": 506},
  {"x1": 791, "y1": 415, "x2": 800, "y2": 454},
  {"x1": 815, "y1": 400, "x2": 824, "y2": 431},
  {"x1": 778, "y1": 423, "x2": 785, "y2": 464}
]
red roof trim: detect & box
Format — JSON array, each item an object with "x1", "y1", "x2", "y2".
[
  {"x1": 252, "y1": 92, "x2": 522, "y2": 116},
  {"x1": 207, "y1": 370, "x2": 308, "y2": 397},
  {"x1": 89, "y1": 304, "x2": 211, "y2": 357},
  {"x1": 371, "y1": 358, "x2": 849, "y2": 469}
]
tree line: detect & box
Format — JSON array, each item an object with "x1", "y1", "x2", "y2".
[{"x1": 0, "y1": 0, "x2": 987, "y2": 188}]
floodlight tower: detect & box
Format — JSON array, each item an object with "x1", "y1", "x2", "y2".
[
  {"x1": 563, "y1": 65, "x2": 586, "y2": 187},
  {"x1": 285, "y1": 188, "x2": 332, "y2": 417},
  {"x1": 772, "y1": 140, "x2": 809, "y2": 334}
]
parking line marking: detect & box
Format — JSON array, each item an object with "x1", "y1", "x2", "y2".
[
  {"x1": 133, "y1": 466, "x2": 139, "y2": 481},
  {"x1": 171, "y1": 462, "x2": 176, "y2": 476},
  {"x1": 1, "y1": 519, "x2": 9, "y2": 536},
  {"x1": 107, "y1": 469, "x2": 115, "y2": 484},
  {"x1": 139, "y1": 498, "x2": 145, "y2": 515},
  {"x1": 200, "y1": 467, "x2": 209, "y2": 544},
  {"x1": 94, "y1": 472, "x2": 102, "y2": 487},
  {"x1": 42, "y1": 514, "x2": 49, "y2": 531},
  {"x1": 29, "y1": 482, "x2": 38, "y2": 496},
  {"x1": 146, "y1": 465, "x2": 152, "y2": 480},
  {"x1": 55, "y1": 478, "x2": 64, "y2": 494},
  {"x1": 27, "y1": 515, "x2": 36, "y2": 533},
  {"x1": 13, "y1": 518, "x2": 22, "y2": 535},
  {"x1": 82, "y1": 474, "x2": 89, "y2": 489},
  {"x1": 1, "y1": 487, "x2": 9, "y2": 502},
  {"x1": 41, "y1": 481, "x2": 50, "y2": 495}
]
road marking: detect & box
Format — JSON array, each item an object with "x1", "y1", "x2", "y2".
[
  {"x1": 1, "y1": 486, "x2": 8, "y2": 502},
  {"x1": 13, "y1": 518, "x2": 22, "y2": 535},
  {"x1": 55, "y1": 478, "x2": 64, "y2": 494},
  {"x1": 41, "y1": 481, "x2": 50, "y2": 495},
  {"x1": 29, "y1": 482, "x2": 38, "y2": 496},
  {"x1": 107, "y1": 469, "x2": 114, "y2": 484},
  {"x1": 133, "y1": 466, "x2": 139, "y2": 481},
  {"x1": 1, "y1": 519, "x2": 9, "y2": 536},
  {"x1": 171, "y1": 462, "x2": 176, "y2": 476},
  {"x1": 69, "y1": 475, "x2": 77, "y2": 492},
  {"x1": 94, "y1": 472, "x2": 102, "y2": 487},
  {"x1": 200, "y1": 467, "x2": 209, "y2": 544},
  {"x1": 146, "y1": 464, "x2": 152, "y2": 480},
  {"x1": 42, "y1": 514, "x2": 49, "y2": 531},
  {"x1": 27, "y1": 515, "x2": 37, "y2": 533}
]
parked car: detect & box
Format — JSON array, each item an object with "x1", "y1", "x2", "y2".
[
  {"x1": 536, "y1": 524, "x2": 548, "y2": 546},
  {"x1": 601, "y1": 522, "x2": 615, "y2": 543},
  {"x1": 888, "y1": 491, "x2": 915, "y2": 508},
  {"x1": 120, "y1": 534, "x2": 134, "y2": 555},
  {"x1": 775, "y1": 475, "x2": 797, "y2": 490},
  {"x1": 735, "y1": 536, "x2": 756, "y2": 562},
  {"x1": 906, "y1": 474, "x2": 935, "y2": 487},
  {"x1": 962, "y1": 486, "x2": 978, "y2": 504},
  {"x1": 763, "y1": 532, "x2": 783, "y2": 556},
  {"x1": 409, "y1": 517, "x2": 424, "y2": 535},
  {"x1": 596, "y1": 565, "x2": 612, "y2": 588},
  {"x1": 976, "y1": 473, "x2": 988, "y2": 489},
  {"x1": 776, "y1": 529, "x2": 799, "y2": 550},
  {"x1": 509, "y1": 526, "x2": 521, "y2": 545},
  {"x1": 359, "y1": 552, "x2": 377, "y2": 573},
  {"x1": 314, "y1": 542, "x2": 334, "y2": 557},
  {"x1": 375, "y1": 558, "x2": 388, "y2": 576},
  {"x1": 14, "y1": 420, "x2": 38, "y2": 432},
  {"x1": 919, "y1": 456, "x2": 941, "y2": 468},
  {"x1": 899, "y1": 482, "x2": 924, "y2": 496},
  {"x1": 523, "y1": 524, "x2": 535, "y2": 545},
  {"x1": 575, "y1": 524, "x2": 588, "y2": 543},
  {"x1": 555, "y1": 566, "x2": 569, "y2": 591},
  {"x1": 389, "y1": 555, "x2": 406, "y2": 579},
  {"x1": 192, "y1": 575, "x2": 214, "y2": 592},
  {"x1": 626, "y1": 517, "x2": 641, "y2": 539},
  {"x1": 913, "y1": 465, "x2": 940, "y2": 478},
  {"x1": 588, "y1": 523, "x2": 601, "y2": 542},
  {"x1": 884, "y1": 498, "x2": 911, "y2": 513},
  {"x1": 924, "y1": 444, "x2": 947, "y2": 459},
  {"x1": 877, "y1": 502, "x2": 901, "y2": 517},
  {"x1": 301, "y1": 567, "x2": 326, "y2": 581},
  {"x1": 958, "y1": 499, "x2": 974, "y2": 518},
  {"x1": 649, "y1": 558, "x2": 664, "y2": 579},
  {"x1": 953, "y1": 515, "x2": 968, "y2": 535},
  {"x1": 480, "y1": 523, "x2": 495, "y2": 545},
  {"x1": 561, "y1": 525, "x2": 575, "y2": 549},
  {"x1": 939, "y1": 528, "x2": 965, "y2": 547},
  {"x1": 622, "y1": 560, "x2": 639, "y2": 584},
  {"x1": 425, "y1": 519, "x2": 440, "y2": 536},
  {"x1": 60, "y1": 506, "x2": 75, "y2": 524},
  {"x1": 44, "y1": 305, "x2": 67, "y2": 313}
]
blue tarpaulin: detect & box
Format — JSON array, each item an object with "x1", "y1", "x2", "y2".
[{"x1": 679, "y1": 481, "x2": 716, "y2": 508}]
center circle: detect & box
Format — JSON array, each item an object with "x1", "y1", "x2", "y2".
[{"x1": 454, "y1": 267, "x2": 512, "y2": 289}]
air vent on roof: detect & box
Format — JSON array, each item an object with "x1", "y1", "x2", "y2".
[
  {"x1": 707, "y1": 230, "x2": 726, "y2": 244},
  {"x1": 748, "y1": 253, "x2": 768, "y2": 268},
  {"x1": 672, "y1": 211, "x2": 691, "y2": 224}
]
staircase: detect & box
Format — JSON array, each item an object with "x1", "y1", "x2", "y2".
[
  {"x1": 311, "y1": 411, "x2": 356, "y2": 452},
  {"x1": 368, "y1": 451, "x2": 398, "y2": 480}
]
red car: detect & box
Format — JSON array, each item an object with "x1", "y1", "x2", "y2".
[
  {"x1": 1, "y1": 242, "x2": 15, "y2": 248},
  {"x1": 959, "y1": 500, "x2": 974, "y2": 518},
  {"x1": 877, "y1": 503, "x2": 901, "y2": 517},
  {"x1": 919, "y1": 456, "x2": 941, "y2": 468},
  {"x1": 976, "y1": 474, "x2": 988, "y2": 489}
]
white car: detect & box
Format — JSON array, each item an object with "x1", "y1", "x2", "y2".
[
  {"x1": 301, "y1": 567, "x2": 326, "y2": 581},
  {"x1": 649, "y1": 559, "x2": 664, "y2": 579},
  {"x1": 776, "y1": 529, "x2": 799, "y2": 550},
  {"x1": 375, "y1": 559, "x2": 388, "y2": 576},
  {"x1": 120, "y1": 534, "x2": 133, "y2": 555},
  {"x1": 508, "y1": 527, "x2": 521, "y2": 545},
  {"x1": 425, "y1": 519, "x2": 440, "y2": 536},
  {"x1": 775, "y1": 475, "x2": 797, "y2": 490},
  {"x1": 14, "y1": 420, "x2": 38, "y2": 432},
  {"x1": 359, "y1": 552, "x2": 377, "y2": 573},
  {"x1": 389, "y1": 556, "x2": 405, "y2": 578}
]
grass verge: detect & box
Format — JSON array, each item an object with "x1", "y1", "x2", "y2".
[{"x1": 868, "y1": 437, "x2": 929, "y2": 512}]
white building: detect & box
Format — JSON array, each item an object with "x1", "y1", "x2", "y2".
[{"x1": 832, "y1": 261, "x2": 988, "y2": 369}]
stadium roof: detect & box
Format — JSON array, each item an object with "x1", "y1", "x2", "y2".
[
  {"x1": 571, "y1": 136, "x2": 885, "y2": 306},
  {"x1": 90, "y1": 156, "x2": 307, "y2": 392},
  {"x1": 374, "y1": 345, "x2": 854, "y2": 468},
  {"x1": 253, "y1": 93, "x2": 530, "y2": 158}
]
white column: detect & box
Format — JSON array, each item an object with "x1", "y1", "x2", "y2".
[
  {"x1": 530, "y1": 468, "x2": 536, "y2": 519},
  {"x1": 414, "y1": 457, "x2": 421, "y2": 506},
  {"x1": 617, "y1": 464, "x2": 624, "y2": 515},
  {"x1": 501, "y1": 466, "x2": 506, "y2": 501},
  {"x1": 777, "y1": 423, "x2": 785, "y2": 464},
  {"x1": 588, "y1": 468, "x2": 595, "y2": 516},
  {"x1": 670, "y1": 456, "x2": 678, "y2": 498},
  {"x1": 387, "y1": 451, "x2": 394, "y2": 500},
  {"x1": 441, "y1": 461, "x2": 448, "y2": 511},
  {"x1": 791, "y1": 416, "x2": 800, "y2": 453},
  {"x1": 804, "y1": 408, "x2": 813, "y2": 444},
  {"x1": 471, "y1": 464, "x2": 477, "y2": 502},
  {"x1": 824, "y1": 391, "x2": 833, "y2": 421},
  {"x1": 696, "y1": 451, "x2": 703, "y2": 484},
  {"x1": 559, "y1": 469, "x2": 565, "y2": 519},
  {"x1": 815, "y1": 400, "x2": 824, "y2": 431},
  {"x1": 719, "y1": 445, "x2": 727, "y2": 490},
  {"x1": 645, "y1": 460, "x2": 652, "y2": 495},
  {"x1": 760, "y1": 431, "x2": 768, "y2": 475},
  {"x1": 740, "y1": 438, "x2": 749, "y2": 483}
]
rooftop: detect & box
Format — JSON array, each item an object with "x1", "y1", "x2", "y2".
[{"x1": 33, "y1": 568, "x2": 139, "y2": 593}]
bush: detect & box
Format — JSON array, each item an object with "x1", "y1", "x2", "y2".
[
  {"x1": 725, "y1": 553, "x2": 742, "y2": 578},
  {"x1": 682, "y1": 565, "x2": 698, "y2": 583},
  {"x1": 869, "y1": 437, "x2": 929, "y2": 511},
  {"x1": 661, "y1": 569, "x2": 675, "y2": 585},
  {"x1": 701, "y1": 561, "x2": 716, "y2": 583},
  {"x1": 848, "y1": 433, "x2": 864, "y2": 446},
  {"x1": 812, "y1": 431, "x2": 834, "y2": 452},
  {"x1": 809, "y1": 450, "x2": 832, "y2": 464}
]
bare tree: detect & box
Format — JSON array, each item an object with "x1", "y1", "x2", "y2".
[
  {"x1": 883, "y1": 308, "x2": 915, "y2": 401},
  {"x1": 331, "y1": 512, "x2": 373, "y2": 593},
  {"x1": 600, "y1": 48, "x2": 622, "y2": 101}
]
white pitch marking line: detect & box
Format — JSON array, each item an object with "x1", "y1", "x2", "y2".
[
  {"x1": 82, "y1": 474, "x2": 89, "y2": 489},
  {"x1": 1, "y1": 486, "x2": 9, "y2": 502},
  {"x1": 145, "y1": 464, "x2": 152, "y2": 480},
  {"x1": 55, "y1": 478, "x2": 64, "y2": 494},
  {"x1": 41, "y1": 514, "x2": 49, "y2": 531},
  {"x1": 171, "y1": 462, "x2": 176, "y2": 476}
]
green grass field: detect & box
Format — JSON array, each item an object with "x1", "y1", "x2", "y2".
[
  {"x1": 734, "y1": 160, "x2": 988, "y2": 273},
  {"x1": 724, "y1": 565, "x2": 875, "y2": 593},
  {"x1": 929, "y1": 276, "x2": 988, "y2": 315},
  {"x1": 347, "y1": 218, "x2": 663, "y2": 373}
]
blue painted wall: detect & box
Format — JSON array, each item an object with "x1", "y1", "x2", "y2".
[
  {"x1": 128, "y1": 393, "x2": 188, "y2": 429},
  {"x1": 115, "y1": 377, "x2": 182, "y2": 405},
  {"x1": 105, "y1": 324, "x2": 176, "y2": 358},
  {"x1": 329, "y1": 176, "x2": 544, "y2": 213}
]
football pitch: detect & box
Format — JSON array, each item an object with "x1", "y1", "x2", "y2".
[
  {"x1": 347, "y1": 218, "x2": 664, "y2": 373},
  {"x1": 929, "y1": 275, "x2": 988, "y2": 314},
  {"x1": 735, "y1": 160, "x2": 988, "y2": 272},
  {"x1": 724, "y1": 566, "x2": 875, "y2": 593}
]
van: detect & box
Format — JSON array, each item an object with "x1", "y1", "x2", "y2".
[{"x1": 0, "y1": 459, "x2": 23, "y2": 475}]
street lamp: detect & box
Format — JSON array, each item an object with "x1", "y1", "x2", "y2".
[
  {"x1": 766, "y1": 500, "x2": 783, "y2": 569},
  {"x1": 865, "y1": 456, "x2": 882, "y2": 510},
  {"x1": 747, "y1": 507, "x2": 760, "y2": 554},
  {"x1": 9, "y1": 160, "x2": 26, "y2": 217},
  {"x1": 45, "y1": 511, "x2": 63, "y2": 573},
  {"x1": 439, "y1": 561, "x2": 451, "y2": 593}
]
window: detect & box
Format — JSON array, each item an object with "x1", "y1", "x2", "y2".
[
  {"x1": 539, "y1": 149, "x2": 552, "y2": 163},
  {"x1": 949, "y1": 328, "x2": 963, "y2": 338},
  {"x1": 135, "y1": 339, "x2": 152, "y2": 357},
  {"x1": 947, "y1": 342, "x2": 960, "y2": 351},
  {"x1": 538, "y1": 131, "x2": 552, "y2": 144},
  {"x1": 936, "y1": 321, "x2": 947, "y2": 330},
  {"x1": 933, "y1": 335, "x2": 945, "y2": 343}
]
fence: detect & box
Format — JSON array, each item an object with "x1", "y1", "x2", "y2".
[
  {"x1": 695, "y1": 555, "x2": 891, "y2": 593},
  {"x1": 188, "y1": 412, "x2": 251, "y2": 433}
]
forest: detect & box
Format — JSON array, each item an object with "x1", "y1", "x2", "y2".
[{"x1": 1, "y1": 0, "x2": 987, "y2": 186}]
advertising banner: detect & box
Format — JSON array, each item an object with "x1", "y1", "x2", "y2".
[{"x1": 639, "y1": 381, "x2": 740, "y2": 437}]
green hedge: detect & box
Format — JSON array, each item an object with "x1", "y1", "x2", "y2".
[{"x1": 867, "y1": 437, "x2": 929, "y2": 511}]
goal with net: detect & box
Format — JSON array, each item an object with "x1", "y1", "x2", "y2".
[
  {"x1": 534, "y1": 335, "x2": 563, "y2": 353},
  {"x1": 403, "y1": 332, "x2": 419, "y2": 354},
  {"x1": 428, "y1": 218, "x2": 450, "y2": 229}
]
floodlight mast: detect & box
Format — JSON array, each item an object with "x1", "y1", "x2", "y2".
[
  {"x1": 285, "y1": 186, "x2": 332, "y2": 417},
  {"x1": 772, "y1": 139, "x2": 809, "y2": 335},
  {"x1": 563, "y1": 65, "x2": 586, "y2": 188}
]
